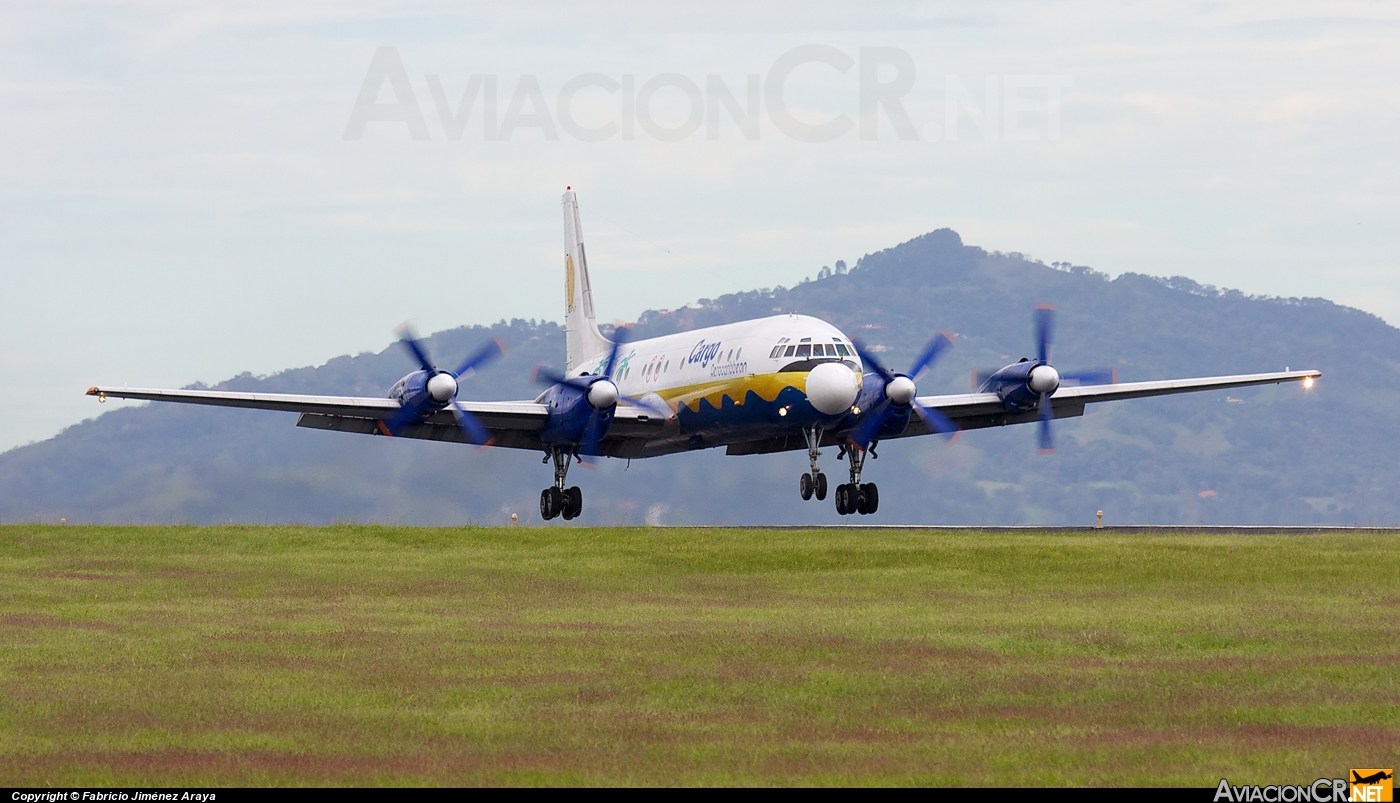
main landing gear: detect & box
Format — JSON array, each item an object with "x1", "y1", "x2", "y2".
[
  {"x1": 798, "y1": 426, "x2": 829, "y2": 502},
  {"x1": 540, "y1": 448, "x2": 583, "y2": 521},
  {"x1": 834, "y1": 442, "x2": 879, "y2": 516}
]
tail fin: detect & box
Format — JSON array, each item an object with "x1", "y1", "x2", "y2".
[{"x1": 562, "y1": 187, "x2": 610, "y2": 372}]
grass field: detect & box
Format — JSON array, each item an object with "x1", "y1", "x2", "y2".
[{"x1": 0, "y1": 525, "x2": 1396, "y2": 786}]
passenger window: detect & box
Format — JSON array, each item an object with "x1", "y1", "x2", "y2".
[
  {"x1": 835, "y1": 344, "x2": 850, "y2": 356},
  {"x1": 796, "y1": 344, "x2": 811, "y2": 358},
  {"x1": 784, "y1": 345, "x2": 796, "y2": 357}
]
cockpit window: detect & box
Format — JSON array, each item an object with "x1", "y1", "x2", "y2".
[
  {"x1": 783, "y1": 345, "x2": 796, "y2": 357},
  {"x1": 835, "y1": 343, "x2": 850, "y2": 357},
  {"x1": 795, "y1": 344, "x2": 811, "y2": 358},
  {"x1": 769, "y1": 345, "x2": 782, "y2": 358}
]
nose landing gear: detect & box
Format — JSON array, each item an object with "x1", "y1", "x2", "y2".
[
  {"x1": 540, "y1": 448, "x2": 584, "y2": 520},
  {"x1": 834, "y1": 442, "x2": 879, "y2": 516},
  {"x1": 799, "y1": 426, "x2": 828, "y2": 502}
]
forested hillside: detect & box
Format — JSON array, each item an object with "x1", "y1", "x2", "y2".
[{"x1": 4, "y1": 229, "x2": 1394, "y2": 525}]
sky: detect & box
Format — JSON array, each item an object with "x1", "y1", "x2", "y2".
[{"x1": 2, "y1": 0, "x2": 1398, "y2": 452}]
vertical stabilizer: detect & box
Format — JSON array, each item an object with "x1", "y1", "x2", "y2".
[{"x1": 562, "y1": 188, "x2": 610, "y2": 372}]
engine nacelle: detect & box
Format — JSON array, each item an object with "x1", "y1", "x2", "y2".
[
  {"x1": 980, "y1": 360, "x2": 1058, "y2": 412},
  {"x1": 539, "y1": 378, "x2": 617, "y2": 451}
]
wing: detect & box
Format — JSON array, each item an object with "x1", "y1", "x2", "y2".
[
  {"x1": 85, "y1": 385, "x2": 664, "y2": 452},
  {"x1": 900, "y1": 369, "x2": 1322, "y2": 437},
  {"x1": 725, "y1": 369, "x2": 1320, "y2": 455}
]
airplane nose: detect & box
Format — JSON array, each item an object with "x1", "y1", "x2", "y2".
[{"x1": 805, "y1": 362, "x2": 860, "y2": 415}]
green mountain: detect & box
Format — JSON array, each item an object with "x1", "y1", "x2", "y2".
[{"x1": 3, "y1": 229, "x2": 1393, "y2": 526}]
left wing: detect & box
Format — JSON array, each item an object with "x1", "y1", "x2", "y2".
[
  {"x1": 900, "y1": 369, "x2": 1321, "y2": 437},
  {"x1": 725, "y1": 369, "x2": 1319, "y2": 455}
]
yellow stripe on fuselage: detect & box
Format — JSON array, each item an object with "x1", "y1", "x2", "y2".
[{"x1": 653, "y1": 372, "x2": 807, "y2": 413}]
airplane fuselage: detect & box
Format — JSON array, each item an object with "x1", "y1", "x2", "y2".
[{"x1": 565, "y1": 313, "x2": 864, "y2": 446}]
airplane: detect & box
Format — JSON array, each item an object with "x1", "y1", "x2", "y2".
[
  {"x1": 87, "y1": 188, "x2": 1322, "y2": 521},
  {"x1": 1353, "y1": 771, "x2": 1393, "y2": 785}
]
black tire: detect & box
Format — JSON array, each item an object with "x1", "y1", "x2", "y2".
[
  {"x1": 835, "y1": 483, "x2": 850, "y2": 515},
  {"x1": 799, "y1": 473, "x2": 814, "y2": 501},
  {"x1": 865, "y1": 482, "x2": 879, "y2": 514},
  {"x1": 856, "y1": 485, "x2": 871, "y2": 515},
  {"x1": 815, "y1": 472, "x2": 828, "y2": 501},
  {"x1": 540, "y1": 487, "x2": 562, "y2": 520},
  {"x1": 565, "y1": 486, "x2": 583, "y2": 518}
]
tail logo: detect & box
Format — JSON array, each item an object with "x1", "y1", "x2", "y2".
[{"x1": 565, "y1": 254, "x2": 577, "y2": 313}]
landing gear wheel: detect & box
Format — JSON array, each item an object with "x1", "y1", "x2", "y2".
[
  {"x1": 835, "y1": 483, "x2": 852, "y2": 515},
  {"x1": 800, "y1": 473, "x2": 814, "y2": 501},
  {"x1": 540, "y1": 487, "x2": 563, "y2": 520},
  {"x1": 815, "y1": 472, "x2": 828, "y2": 501},
  {"x1": 856, "y1": 483, "x2": 879, "y2": 515},
  {"x1": 562, "y1": 486, "x2": 583, "y2": 519}
]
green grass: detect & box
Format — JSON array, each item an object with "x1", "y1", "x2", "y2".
[{"x1": 0, "y1": 525, "x2": 1396, "y2": 786}]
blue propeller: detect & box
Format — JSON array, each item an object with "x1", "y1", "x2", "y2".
[
  {"x1": 386, "y1": 323, "x2": 506, "y2": 445},
  {"x1": 847, "y1": 331, "x2": 960, "y2": 451},
  {"x1": 532, "y1": 329, "x2": 667, "y2": 464},
  {"x1": 1029, "y1": 305, "x2": 1116, "y2": 453}
]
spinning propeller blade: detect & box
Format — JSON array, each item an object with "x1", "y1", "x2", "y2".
[
  {"x1": 912, "y1": 399, "x2": 960, "y2": 441},
  {"x1": 1035, "y1": 305, "x2": 1053, "y2": 365},
  {"x1": 451, "y1": 401, "x2": 493, "y2": 447},
  {"x1": 385, "y1": 323, "x2": 503, "y2": 442},
  {"x1": 1021, "y1": 305, "x2": 1115, "y2": 453},
  {"x1": 848, "y1": 331, "x2": 960, "y2": 450},
  {"x1": 394, "y1": 323, "x2": 436, "y2": 373},
  {"x1": 1037, "y1": 392, "x2": 1054, "y2": 453},
  {"x1": 532, "y1": 328, "x2": 662, "y2": 465},
  {"x1": 452, "y1": 337, "x2": 506, "y2": 379},
  {"x1": 385, "y1": 397, "x2": 429, "y2": 435},
  {"x1": 1060, "y1": 367, "x2": 1118, "y2": 385},
  {"x1": 908, "y1": 330, "x2": 955, "y2": 381}
]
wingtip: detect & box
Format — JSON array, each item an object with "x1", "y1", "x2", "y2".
[
  {"x1": 940, "y1": 329, "x2": 956, "y2": 344},
  {"x1": 86, "y1": 386, "x2": 98, "y2": 396},
  {"x1": 493, "y1": 336, "x2": 507, "y2": 356}
]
